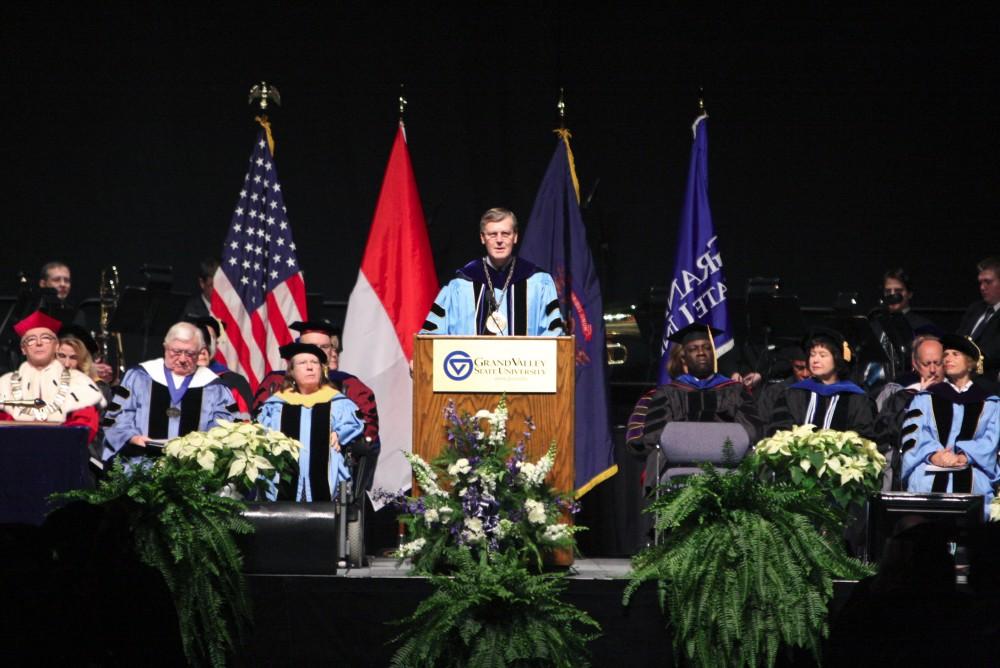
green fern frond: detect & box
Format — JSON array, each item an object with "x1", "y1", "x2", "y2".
[{"x1": 624, "y1": 457, "x2": 875, "y2": 668}]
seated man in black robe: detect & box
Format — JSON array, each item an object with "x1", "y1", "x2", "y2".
[{"x1": 626, "y1": 323, "x2": 761, "y2": 459}]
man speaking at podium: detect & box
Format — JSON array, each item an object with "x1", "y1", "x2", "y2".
[{"x1": 420, "y1": 207, "x2": 565, "y2": 337}]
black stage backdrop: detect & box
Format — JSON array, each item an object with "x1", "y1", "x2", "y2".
[{"x1": 2, "y1": 5, "x2": 998, "y2": 315}]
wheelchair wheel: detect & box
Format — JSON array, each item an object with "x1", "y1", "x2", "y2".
[{"x1": 347, "y1": 497, "x2": 367, "y2": 567}]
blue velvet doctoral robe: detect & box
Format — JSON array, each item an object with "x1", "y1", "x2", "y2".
[
  {"x1": 256, "y1": 387, "x2": 363, "y2": 501},
  {"x1": 420, "y1": 257, "x2": 564, "y2": 336},
  {"x1": 102, "y1": 360, "x2": 234, "y2": 461},
  {"x1": 901, "y1": 383, "x2": 1000, "y2": 517}
]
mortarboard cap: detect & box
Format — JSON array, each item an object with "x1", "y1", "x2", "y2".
[
  {"x1": 278, "y1": 342, "x2": 328, "y2": 364},
  {"x1": 289, "y1": 320, "x2": 341, "y2": 337},
  {"x1": 803, "y1": 327, "x2": 852, "y2": 363},
  {"x1": 59, "y1": 324, "x2": 99, "y2": 355},
  {"x1": 666, "y1": 322, "x2": 723, "y2": 346}
]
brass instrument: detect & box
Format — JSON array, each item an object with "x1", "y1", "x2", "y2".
[{"x1": 97, "y1": 265, "x2": 126, "y2": 379}]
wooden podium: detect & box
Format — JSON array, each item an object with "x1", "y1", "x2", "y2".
[{"x1": 412, "y1": 335, "x2": 575, "y2": 500}]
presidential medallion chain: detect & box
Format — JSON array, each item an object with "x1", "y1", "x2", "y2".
[{"x1": 482, "y1": 256, "x2": 516, "y2": 335}]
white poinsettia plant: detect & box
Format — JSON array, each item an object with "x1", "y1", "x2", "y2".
[
  {"x1": 161, "y1": 419, "x2": 301, "y2": 498},
  {"x1": 990, "y1": 497, "x2": 1000, "y2": 523},
  {"x1": 755, "y1": 424, "x2": 886, "y2": 510},
  {"x1": 381, "y1": 397, "x2": 580, "y2": 574}
]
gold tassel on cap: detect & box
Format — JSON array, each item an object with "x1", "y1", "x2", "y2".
[
  {"x1": 842, "y1": 341, "x2": 852, "y2": 363},
  {"x1": 967, "y1": 336, "x2": 984, "y2": 375},
  {"x1": 709, "y1": 327, "x2": 718, "y2": 374}
]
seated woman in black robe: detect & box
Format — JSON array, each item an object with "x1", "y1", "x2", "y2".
[{"x1": 767, "y1": 328, "x2": 877, "y2": 439}]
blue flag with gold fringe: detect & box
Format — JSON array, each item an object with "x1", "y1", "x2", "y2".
[
  {"x1": 520, "y1": 130, "x2": 617, "y2": 497},
  {"x1": 658, "y1": 115, "x2": 732, "y2": 384}
]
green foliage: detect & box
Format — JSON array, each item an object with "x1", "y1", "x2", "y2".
[
  {"x1": 390, "y1": 550, "x2": 601, "y2": 668},
  {"x1": 57, "y1": 460, "x2": 253, "y2": 668},
  {"x1": 624, "y1": 459, "x2": 872, "y2": 668}
]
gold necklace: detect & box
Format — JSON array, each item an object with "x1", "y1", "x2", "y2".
[{"x1": 482, "y1": 257, "x2": 516, "y2": 334}]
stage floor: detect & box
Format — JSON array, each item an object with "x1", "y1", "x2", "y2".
[
  {"x1": 243, "y1": 557, "x2": 857, "y2": 667},
  {"x1": 338, "y1": 556, "x2": 634, "y2": 579}
]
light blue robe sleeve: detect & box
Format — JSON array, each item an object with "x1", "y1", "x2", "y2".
[
  {"x1": 900, "y1": 393, "x2": 944, "y2": 484},
  {"x1": 420, "y1": 279, "x2": 477, "y2": 335},
  {"x1": 954, "y1": 397, "x2": 1000, "y2": 484},
  {"x1": 255, "y1": 400, "x2": 284, "y2": 501},
  {"x1": 529, "y1": 272, "x2": 564, "y2": 336},
  {"x1": 256, "y1": 399, "x2": 282, "y2": 432},
  {"x1": 200, "y1": 382, "x2": 236, "y2": 430},
  {"x1": 102, "y1": 368, "x2": 147, "y2": 460},
  {"x1": 331, "y1": 394, "x2": 364, "y2": 445}
]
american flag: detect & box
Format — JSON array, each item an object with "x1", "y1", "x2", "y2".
[{"x1": 211, "y1": 129, "x2": 307, "y2": 391}]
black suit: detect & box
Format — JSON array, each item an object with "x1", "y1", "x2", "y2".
[{"x1": 957, "y1": 301, "x2": 1000, "y2": 383}]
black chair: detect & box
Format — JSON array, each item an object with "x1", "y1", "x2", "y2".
[{"x1": 647, "y1": 422, "x2": 752, "y2": 491}]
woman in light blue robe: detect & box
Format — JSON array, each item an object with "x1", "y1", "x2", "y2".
[
  {"x1": 256, "y1": 343, "x2": 363, "y2": 502},
  {"x1": 901, "y1": 334, "x2": 1000, "y2": 518}
]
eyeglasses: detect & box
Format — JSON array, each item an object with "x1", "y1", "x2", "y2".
[
  {"x1": 166, "y1": 347, "x2": 199, "y2": 360},
  {"x1": 22, "y1": 334, "x2": 57, "y2": 346}
]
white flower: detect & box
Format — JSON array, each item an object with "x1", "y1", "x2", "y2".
[
  {"x1": 524, "y1": 499, "x2": 547, "y2": 524},
  {"x1": 448, "y1": 458, "x2": 472, "y2": 476},
  {"x1": 542, "y1": 523, "x2": 570, "y2": 542},
  {"x1": 396, "y1": 538, "x2": 427, "y2": 558},
  {"x1": 227, "y1": 450, "x2": 274, "y2": 483},
  {"x1": 496, "y1": 518, "x2": 513, "y2": 539},
  {"x1": 424, "y1": 509, "x2": 439, "y2": 526},
  {"x1": 196, "y1": 449, "x2": 217, "y2": 472},
  {"x1": 462, "y1": 517, "x2": 486, "y2": 544},
  {"x1": 990, "y1": 499, "x2": 1000, "y2": 523}
]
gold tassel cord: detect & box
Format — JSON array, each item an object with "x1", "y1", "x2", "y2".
[
  {"x1": 256, "y1": 115, "x2": 276, "y2": 156},
  {"x1": 842, "y1": 341, "x2": 852, "y2": 363},
  {"x1": 708, "y1": 328, "x2": 718, "y2": 374},
  {"x1": 555, "y1": 128, "x2": 581, "y2": 203},
  {"x1": 967, "y1": 336, "x2": 985, "y2": 375}
]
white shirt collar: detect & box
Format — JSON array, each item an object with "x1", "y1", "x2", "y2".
[
  {"x1": 946, "y1": 379, "x2": 973, "y2": 393},
  {"x1": 140, "y1": 359, "x2": 219, "y2": 388}
]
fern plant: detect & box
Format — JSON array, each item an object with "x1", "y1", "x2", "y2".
[
  {"x1": 57, "y1": 460, "x2": 253, "y2": 668},
  {"x1": 623, "y1": 457, "x2": 872, "y2": 668},
  {"x1": 390, "y1": 549, "x2": 601, "y2": 668}
]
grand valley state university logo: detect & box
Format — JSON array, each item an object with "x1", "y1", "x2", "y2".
[{"x1": 443, "y1": 350, "x2": 474, "y2": 381}]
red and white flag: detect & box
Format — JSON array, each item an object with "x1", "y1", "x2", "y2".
[
  {"x1": 341, "y1": 122, "x2": 437, "y2": 504},
  {"x1": 212, "y1": 127, "x2": 307, "y2": 390}
]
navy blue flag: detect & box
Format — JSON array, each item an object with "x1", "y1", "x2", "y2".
[
  {"x1": 520, "y1": 131, "x2": 616, "y2": 497},
  {"x1": 658, "y1": 115, "x2": 732, "y2": 384}
]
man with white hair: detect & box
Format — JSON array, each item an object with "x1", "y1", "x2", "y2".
[
  {"x1": 102, "y1": 321, "x2": 233, "y2": 462},
  {"x1": 0, "y1": 310, "x2": 105, "y2": 443}
]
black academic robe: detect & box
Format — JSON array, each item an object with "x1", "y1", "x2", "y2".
[
  {"x1": 626, "y1": 376, "x2": 761, "y2": 455},
  {"x1": 768, "y1": 381, "x2": 877, "y2": 440}
]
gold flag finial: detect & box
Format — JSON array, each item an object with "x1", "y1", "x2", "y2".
[
  {"x1": 697, "y1": 86, "x2": 707, "y2": 116},
  {"x1": 249, "y1": 81, "x2": 281, "y2": 111}
]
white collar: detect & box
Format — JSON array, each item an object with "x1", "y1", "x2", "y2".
[
  {"x1": 140, "y1": 359, "x2": 219, "y2": 388},
  {"x1": 946, "y1": 379, "x2": 973, "y2": 393}
]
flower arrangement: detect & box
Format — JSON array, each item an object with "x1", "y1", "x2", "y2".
[
  {"x1": 383, "y1": 397, "x2": 580, "y2": 573},
  {"x1": 754, "y1": 424, "x2": 885, "y2": 510},
  {"x1": 162, "y1": 419, "x2": 301, "y2": 498}
]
